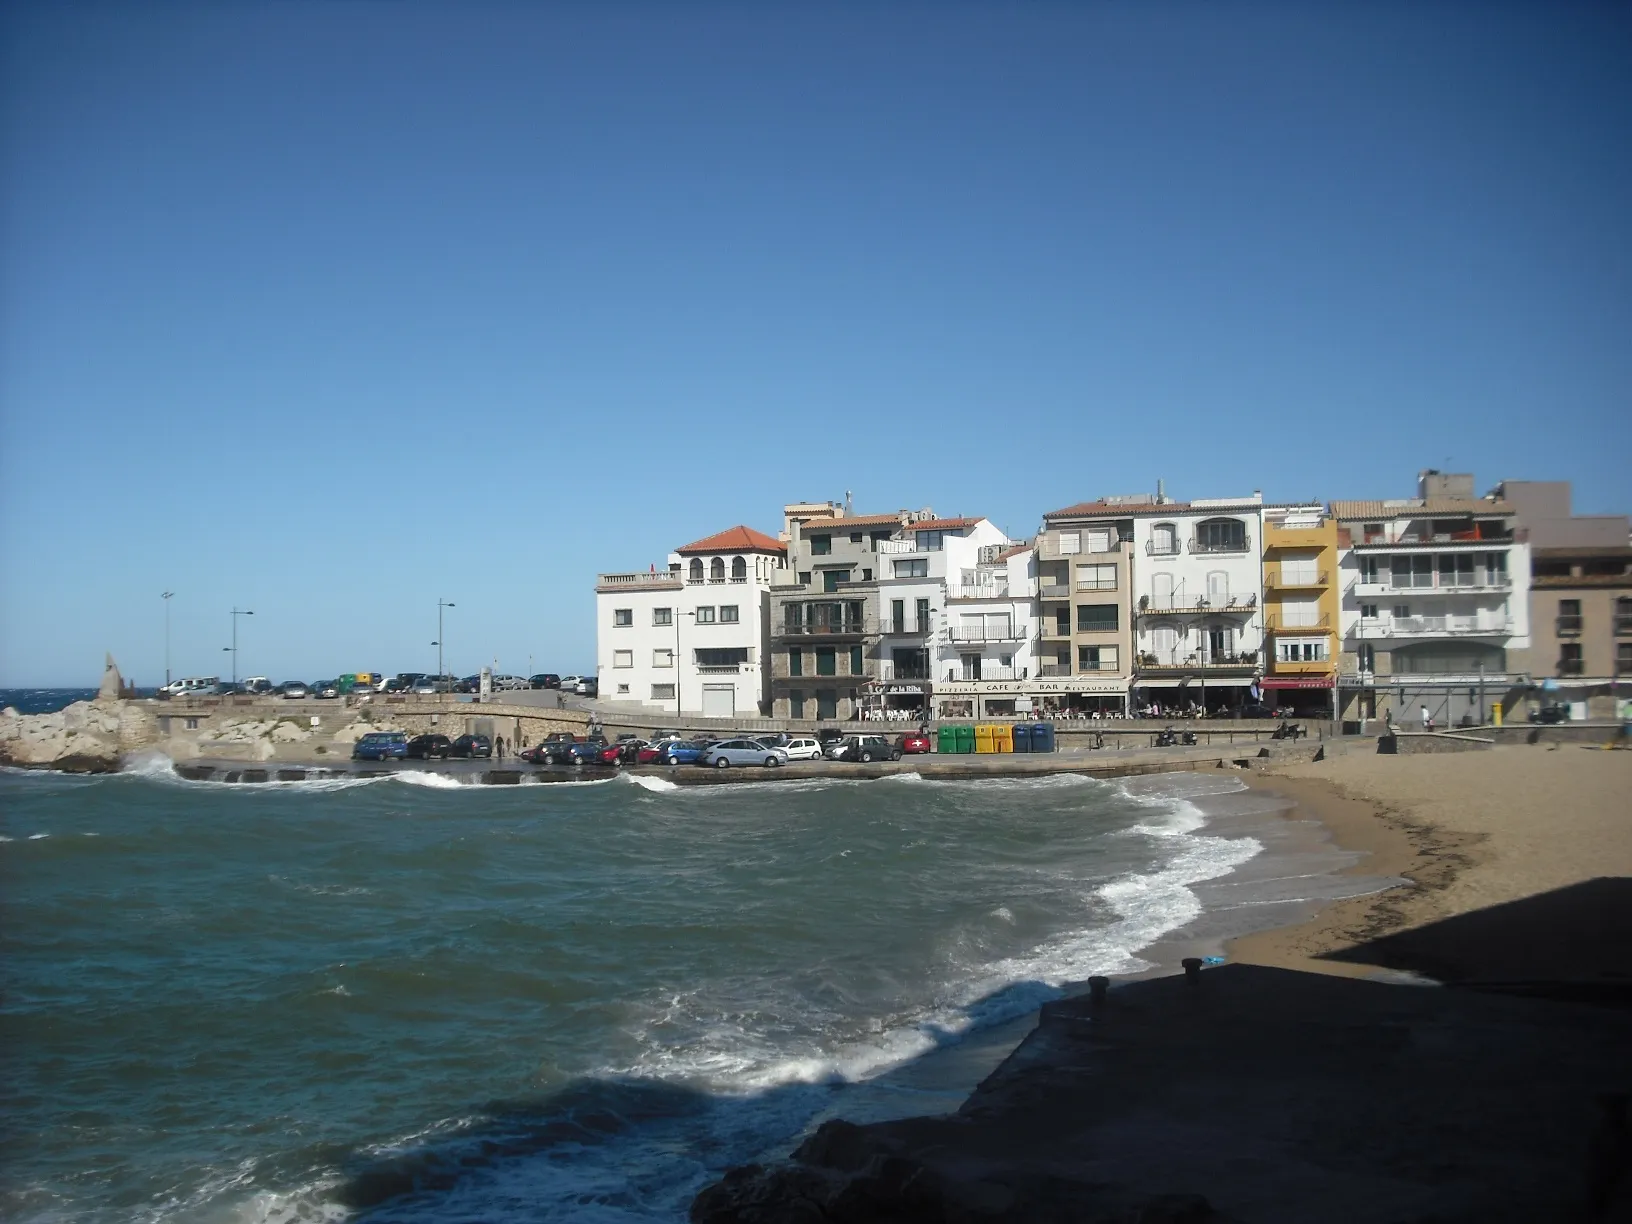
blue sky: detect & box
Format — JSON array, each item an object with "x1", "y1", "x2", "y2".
[{"x1": 2, "y1": 3, "x2": 1628, "y2": 686}]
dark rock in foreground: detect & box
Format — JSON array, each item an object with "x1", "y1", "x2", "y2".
[{"x1": 691, "y1": 964, "x2": 1632, "y2": 1223}]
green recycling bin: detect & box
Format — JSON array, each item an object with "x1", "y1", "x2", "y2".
[
  {"x1": 937, "y1": 725, "x2": 959, "y2": 754},
  {"x1": 953, "y1": 724, "x2": 976, "y2": 755}
]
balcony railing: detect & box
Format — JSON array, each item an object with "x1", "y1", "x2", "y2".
[
  {"x1": 872, "y1": 539, "x2": 915, "y2": 555},
  {"x1": 596, "y1": 571, "x2": 683, "y2": 592},
  {"x1": 877, "y1": 664, "x2": 933, "y2": 682},
  {"x1": 947, "y1": 582, "x2": 1020, "y2": 600},
  {"x1": 1265, "y1": 568, "x2": 1329, "y2": 589},
  {"x1": 1350, "y1": 616, "x2": 1514, "y2": 640},
  {"x1": 1618, "y1": 616, "x2": 1632, "y2": 636},
  {"x1": 1075, "y1": 579, "x2": 1118, "y2": 592},
  {"x1": 696, "y1": 665, "x2": 742, "y2": 675},
  {"x1": 1144, "y1": 540, "x2": 1182, "y2": 556},
  {"x1": 1135, "y1": 652, "x2": 1259, "y2": 671},
  {"x1": 948, "y1": 625, "x2": 1025, "y2": 643},
  {"x1": 1347, "y1": 575, "x2": 1512, "y2": 597},
  {"x1": 1038, "y1": 624, "x2": 1073, "y2": 640},
  {"x1": 1137, "y1": 594, "x2": 1257, "y2": 615},
  {"x1": 1035, "y1": 664, "x2": 1072, "y2": 677},
  {"x1": 1188, "y1": 534, "x2": 1253, "y2": 555},
  {"x1": 882, "y1": 620, "x2": 933, "y2": 636},
  {"x1": 1354, "y1": 528, "x2": 1524, "y2": 549},
  {"x1": 774, "y1": 618, "x2": 877, "y2": 639},
  {"x1": 1265, "y1": 613, "x2": 1331, "y2": 631},
  {"x1": 1555, "y1": 616, "x2": 1583, "y2": 636},
  {"x1": 1039, "y1": 583, "x2": 1071, "y2": 600}
]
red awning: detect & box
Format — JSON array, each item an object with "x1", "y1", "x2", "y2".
[{"x1": 1259, "y1": 677, "x2": 1335, "y2": 690}]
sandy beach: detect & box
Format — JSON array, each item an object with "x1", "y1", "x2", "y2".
[{"x1": 1229, "y1": 743, "x2": 1632, "y2": 981}]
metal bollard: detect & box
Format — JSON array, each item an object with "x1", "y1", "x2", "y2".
[{"x1": 1182, "y1": 957, "x2": 1203, "y2": 983}]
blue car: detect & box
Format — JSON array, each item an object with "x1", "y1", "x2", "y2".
[
  {"x1": 352, "y1": 732, "x2": 409, "y2": 761},
  {"x1": 565, "y1": 739, "x2": 614, "y2": 765},
  {"x1": 656, "y1": 740, "x2": 708, "y2": 766}
]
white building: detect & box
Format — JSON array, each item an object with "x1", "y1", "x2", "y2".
[
  {"x1": 594, "y1": 525, "x2": 786, "y2": 718},
  {"x1": 1333, "y1": 472, "x2": 1532, "y2": 727},
  {"x1": 933, "y1": 543, "x2": 1040, "y2": 719},
  {"x1": 1128, "y1": 494, "x2": 1268, "y2": 713}
]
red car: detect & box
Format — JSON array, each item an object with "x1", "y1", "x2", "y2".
[
  {"x1": 896, "y1": 732, "x2": 932, "y2": 755},
  {"x1": 595, "y1": 742, "x2": 621, "y2": 765},
  {"x1": 636, "y1": 742, "x2": 669, "y2": 765}
]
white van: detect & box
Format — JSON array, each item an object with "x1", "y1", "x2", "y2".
[{"x1": 162, "y1": 676, "x2": 220, "y2": 697}]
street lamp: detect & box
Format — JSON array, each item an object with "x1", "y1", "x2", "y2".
[
  {"x1": 224, "y1": 607, "x2": 254, "y2": 685},
  {"x1": 162, "y1": 591, "x2": 175, "y2": 686},
  {"x1": 434, "y1": 599, "x2": 455, "y2": 686}
]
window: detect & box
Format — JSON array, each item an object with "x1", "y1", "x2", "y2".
[
  {"x1": 790, "y1": 690, "x2": 805, "y2": 719},
  {"x1": 695, "y1": 607, "x2": 716, "y2": 624},
  {"x1": 710, "y1": 557, "x2": 726, "y2": 582},
  {"x1": 1358, "y1": 644, "x2": 1375, "y2": 671},
  {"x1": 822, "y1": 570, "x2": 850, "y2": 592},
  {"x1": 1078, "y1": 645, "x2": 1118, "y2": 671},
  {"x1": 688, "y1": 558, "x2": 704, "y2": 583},
  {"x1": 1393, "y1": 605, "x2": 1410, "y2": 619},
  {"x1": 798, "y1": 571, "x2": 812, "y2": 585},
  {"x1": 1364, "y1": 522, "x2": 1384, "y2": 541},
  {"x1": 918, "y1": 530, "x2": 946, "y2": 551},
  {"x1": 651, "y1": 683, "x2": 676, "y2": 701},
  {"x1": 1391, "y1": 556, "x2": 1433, "y2": 589},
  {"x1": 1438, "y1": 554, "x2": 1475, "y2": 587},
  {"x1": 1559, "y1": 643, "x2": 1583, "y2": 675},
  {"x1": 1360, "y1": 557, "x2": 1380, "y2": 584},
  {"x1": 613, "y1": 650, "x2": 633, "y2": 668},
  {"x1": 696, "y1": 648, "x2": 748, "y2": 667},
  {"x1": 891, "y1": 599, "x2": 905, "y2": 634},
  {"x1": 850, "y1": 645, "x2": 863, "y2": 675},
  {"x1": 1057, "y1": 531, "x2": 1081, "y2": 555},
  {"x1": 1618, "y1": 643, "x2": 1632, "y2": 674},
  {"x1": 1077, "y1": 603, "x2": 1118, "y2": 632},
  {"x1": 653, "y1": 607, "x2": 672, "y2": 626},
  {"x1": 617, "y1": 684, "x2": 629, "y2": 694},
  {"x1": 1361, "y1": 603, "x2": 1379, "y2": 619},
  {"x1": 613, "y1": 608, "x2": 633, "y2": 627},
  {"x1": 850, "y1": 532, "x2": 862, "y2": 543},
  {"x1": 1076, "y1": 563, "x2": 1116, "y2": 591},
  {"x1": 653, "y1": 649, "x2": 673, "y2": 668},
  {"x1": 1275, "y1": 639, "x2": 1328, "y2": 663},
  {"x1": 815, "y1": 647, "x2": 837, "y2": 676},
  {"x1": 1279, "y1": 596, "x2": 1321, "y2": 628},
  {"x1": 731, "y1": 556, "x2": 746, "y2": 581},
  {"x1": 1087, "y1": 529, "x2": 1112, "y2": 553},
  {"x1": 916, "y1": 598, "x2": 930, "y2": 633},
  {"x1": 891, "y1": 648, "x2": 930, "y2": 679},
  {"x1": 1195, "y1": 518, "x2": 1247, "y2": 553},
  {"x1": 893, "y1": 558, "x2": 928, "y2": 579},
  {"x1": 1280, "y1": 552, "x2": 1319, "y2": 585},
  {"x1": 789, "y1": 649, "x2": 803, "y2": 676},
  {"x1": 816, "y1": 690, "x2": 838, "y2": 720},
  {"x1": 862, "y1": 569, "x2": 872, "y2": 581},
  {"x1": 719, "y1": 605, "x2": 739, "y2": 624},
  {"x1": 810, "y1": 534, "x2": 832, "y2": 555},
  {"x1": 1150, "y1": 523, "x2": 1178, "y2": 555}
]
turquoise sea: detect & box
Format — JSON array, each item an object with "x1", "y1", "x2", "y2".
[{"x1": 1, "y1": 760, "x2": 1271, "y2": 1222}]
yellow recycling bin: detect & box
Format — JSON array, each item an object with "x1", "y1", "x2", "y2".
[
  {"x1": 990, "y1": 723, "x2": 1014, "y2": 753},
  {"x1": 974, "y1": 723, "x2": 996, "y2": 754}
]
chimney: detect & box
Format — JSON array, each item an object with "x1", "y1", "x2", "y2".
[{"x1": 1156, "y1": 478, "x2": 1167, "y2": 504}]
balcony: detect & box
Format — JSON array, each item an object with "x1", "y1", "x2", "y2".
[
  {"x1": 1038, "y1": 623, "x2": 1073, "y2": 641},
  {"x1": 1265, "y1": 568, "x2": 1329, "y2": 590},
  {"x1": 948, "y1": 625, "x2": 1026, "y2": 643},
  {"x1": 1144, "y1": 540, "x2": 1183, "y2": 557},
  {"x1": 1619, "y1": 616, "x2": 1632, "y2": 636},
  {"x1": 1188, "y1": 533, "x2": 1253, "y2": 555},
  {"x1": 1349, "y1": 616, "x2": 1514, "y2": 640},
  {"x1": 1039, "y1": 536, "x2": 1123, "y2": 561},
  {"x1": 1135, "y1": 652, "x2": 1259, "y2": 674},
  {"x1": 696, "y1": 665, "x2": 742, "y2": 675},
  {"x1": 1346, "y1": 575, "x2": 1513, "y2": 598},
  {"x1": 876, "y1": 663, "x2": 933, "y2": 683},
  {"x1": 773, "y1": 618, "x2": 876, "y2": 640},
  {"x1": 1265, "y1": 613, "x2": 1331, "y2": 631},
  {"x1": 1556, "y1": 658, "x2": 1585, "y2": 677},
  {"x1": 1039, "y1": 582, "x2": 1072, "y2": 600},
  {"x1": 1352, "y1": 529, "x2": 1523, "y2": 550},
  {"x1": 882, "y1": 620, "x2": 933, "y2": 637},
  {"x1": 1263, "y1": 525, "x2": 1331, "y2": 549},
  {"x1": 948, "y1": 581, "x2": 1030, "y2": 600},
  {"x1": 1555, "y1": 615, "x2": 1583, "y2": 637},
  {"x1": 595, "y1": 571, "x2": 683, "y2": 593},
  {"x1": 1075, "y1": 579, "x2": 1118, "y2": 593},
  {"x1": 1137, "y1": 594, "x2": 1257, "y2": 616},
  {"x1": 872, "y1": 539, "x2": 916, "y2": 555},
  {"x1": 1035, "y1": 663, "x2": 1072, "y2": 678}
]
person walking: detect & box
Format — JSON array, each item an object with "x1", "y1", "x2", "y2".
[{"x1": 1420, "y1": 704, "x2": 1432, "y2": 731}]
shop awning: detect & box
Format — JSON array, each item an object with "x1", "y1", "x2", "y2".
[
  {"x1": 1133, "y1": 677, "x2": 1257, "y2": 689},
  {"x1": 1260, "y1": 677, "x2": 1335, "y2": 690}
]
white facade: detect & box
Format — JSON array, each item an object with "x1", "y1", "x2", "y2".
[
  {"x1": 1129, "y1": 496, "x2": 1267, "y2": 695},
  {"x1": 938, "y1": 544, "x2": 1036, "y2": 684},
  {"x1": 595, "y1": 542, "x2": 782, "y2": 718}
]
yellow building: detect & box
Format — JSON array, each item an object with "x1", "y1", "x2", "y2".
[{"x1": 1261, "y1": 505, "x2": 1340, "y2": 714}]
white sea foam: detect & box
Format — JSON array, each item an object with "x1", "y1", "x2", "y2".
[
  {"x1": 28, "y1": 833, "x2": 50, "y2": 840},
  {"x1": 390, "y1": 771, "x2": 468, "y2": 790},
  {"x1": 624, "y1": 774, "x2": 680, "y2": 793}
]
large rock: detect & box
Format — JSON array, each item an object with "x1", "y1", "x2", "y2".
[{"x1": 0, "y1": 701, "x2": 122, "y2": 772}]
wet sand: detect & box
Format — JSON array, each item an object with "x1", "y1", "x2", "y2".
[{"x1": 1228, "y1": 744, "x2": 1632, "y2": 980}]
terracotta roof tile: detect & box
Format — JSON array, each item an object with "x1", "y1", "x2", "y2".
[
  {"x1": 995, "y1": 543, "x2": 1032, "y2": 561},
  {"x1": 675, "y1": 525, "x2": 785, "y2": 555},
  {"x1": 908, "y1": 516, "x2": 986, "y2": 532},
  {"x1": 1330, "y1": 498, "x2": 1513, "y2": 520}
]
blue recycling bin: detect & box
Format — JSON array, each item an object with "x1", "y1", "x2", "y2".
[
  {"x1": 1030, "y1": 722, "x2": 1056, "y2": 753},
  {"x1": 1011, "y1": 723, "x2": 1033, "y2": 753}
]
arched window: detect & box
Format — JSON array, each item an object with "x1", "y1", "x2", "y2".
[
  {"x1": 1151, "y1": 523, "x2": 1177, "y2": 556},
  {"x1": 1195, "y1": 518, "x2": 1247, "y2": 553},
  {"x1": 731, "y1": 555, "x2": 746, "y2": 581},
  {"x1": 688, "y1": 558, "x2": 704, "y2": 584},
  {"x1": 710, "y1": 556, "x2": 726, "y2": 582}
]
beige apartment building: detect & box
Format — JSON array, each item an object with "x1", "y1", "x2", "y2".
[
  {"x1": 1034, "y1": 505, "x2": 1136, "y2": 715},
  {"x1": 1495, "y1": 480, "x2": 1632, "y2": 719}
]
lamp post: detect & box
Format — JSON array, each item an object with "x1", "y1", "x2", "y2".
[
  {"x1": 433, "y1": 599, "x2": 455, "y2": 687},
  {"x1": 162, "y1": 591, "x2": 174, "y2": 686},
  {"x1": 675, "y1": 610, "x2": 695, "y2": 717},
  {"x1": 225, "y1": 607, "x2": 253, "y2": 685}
]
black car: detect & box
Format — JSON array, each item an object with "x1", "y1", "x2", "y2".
[
  {"x1": 449, "y1": 734, "x2": 493, "y2": 758},
  {"x1": 406, "y1": 733, "x2": 453, "y2": 759},
  {"x1": 530, "y1": 673, "x2": 561, "y2": 689},
  {"x1": 815, "y1": 727, "x2": 847, "y2": 747},
  {"x1": 387, "y1": 673, "x2": 426, "y2": 694},
  {"x1": 456, "y1": 675, "x2": 482, "y2": 694}
]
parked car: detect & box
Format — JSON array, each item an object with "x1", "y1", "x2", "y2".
[
  {"x1": 406, "y1": 733, "x2": 453, "y2": 759},
  {"x1": 312, "y1": 681, "x2": 340, "y2": 699},
  {"x1": 656, "y1": 740, "x2": 708, "y2": 766},
  {"x1": 456, "y1": 675, "x2": 482, "y2": 694},
  {"x1": 529, "y1": 674, "x2": 561, "y2": 690},
  {"x1": 815, "y1": 727, "x2": 847, "y2": 748},
  {"x1": 449, "y1": 734, "x2": 493, "y2": 759},
  {"x1": 702, "y1": 738, "x2": 790, "y2": 769},
  {"x1": 243, "y1": 677, "x2": 275, "y2": 695},
  {"x1": 386, "y1": 673, "x2": 423, "y2": 693},
  {"x1": 559, "y1": 739, "x2": 610, "y2": 765},
  {"x1": 353, "y1": 732, "x2": 409, "y2": 761},
  {"x1": 636, "y1": 740, "x2": 672, "y2": 765},
  {"x1": 214, "y1": 682, "x2": 247, "y2": 696},
  {"x1": 558, "y1": 675, "x2": 581, "y2": 694},
  {"x1": 896, "y1": 732, "x2": 932, "y2": 755},
  {"x1": 279, "y1": 681, "x2": 309, "y2": 700},
  {"x1": 408, "y1": 678, "x2": 438, "y2": 695},
  {"x1": 575, "y1": 677, "x2": 598, "y2": 697},
  {"x1": 162, "y1": 676, "x2": 221, "y2": 698},
  {"x1": 490, "y1": 674, "x2": 528, "y2": 691},
  {"x1": 827, "y1": 734, "x2": 901, "y2": 763},
  {"x1": 615, "y1": 738, "x2": 649, "y2": 765},
  {"x1": 781, "y1": 736, "x2": 824, "y2": 762}
]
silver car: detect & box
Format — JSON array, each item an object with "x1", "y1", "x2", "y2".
[{"x1": 700, "y1": 738, "x2": 789, "y2": 769}]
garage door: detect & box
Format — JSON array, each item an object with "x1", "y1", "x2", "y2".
[{"x1": 701, "y1": 685, "x2": 735, "y2": 718}]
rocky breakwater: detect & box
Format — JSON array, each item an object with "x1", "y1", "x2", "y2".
[{"x1": 0, "y1": 656, "x2": 155, "y2": 773}]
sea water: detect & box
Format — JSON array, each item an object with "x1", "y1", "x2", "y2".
[{"x1": 1, "y1": 761, "x2": 1270, "y2": 1223}]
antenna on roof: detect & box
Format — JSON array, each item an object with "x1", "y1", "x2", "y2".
[{"x1": 844, "y1": 490, "x2": 853, "y2": 516}]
